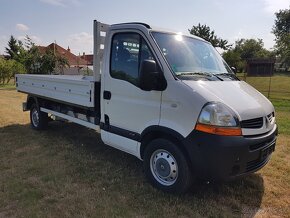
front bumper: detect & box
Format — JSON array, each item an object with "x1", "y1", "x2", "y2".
[{"x1": 182, "y1": 124, "x2": 278, "y2": 181}]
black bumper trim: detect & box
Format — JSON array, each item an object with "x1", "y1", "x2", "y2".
[
  {"x1": 100, "y1": 122, "x2": 141, "y2": 142},
  {"x1": 182, "y1": 125, "x2": 278, "y2": 181}
]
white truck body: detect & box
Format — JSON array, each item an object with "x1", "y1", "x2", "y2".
[
  {"x1": 16, "y1": 21, "x2": 278, "y2": 193},
  {"x1": 16, "y1": 74, "x2": 95, "y2": 108}
]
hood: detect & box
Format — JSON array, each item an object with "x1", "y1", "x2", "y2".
[{"x1": 182, "y1": 80, "x2": 274, "y2": 121}]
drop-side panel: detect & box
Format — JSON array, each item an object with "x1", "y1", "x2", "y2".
[{"x1": 16, "y1": 74, "x2": 95, "y2": 108}]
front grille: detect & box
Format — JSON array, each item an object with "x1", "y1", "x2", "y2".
[
  {"x1": 246, "y1": 157, "x2": 269, "y2": 172},
  {"x1": 240, "y1": 117, "x2": 263, "y2": 129}
]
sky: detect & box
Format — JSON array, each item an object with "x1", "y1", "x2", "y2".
[{"x1": 0, "y1": 0, "x2": 289, "y2": 55}]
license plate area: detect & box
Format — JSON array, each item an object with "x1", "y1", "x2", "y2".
[{"x1": 260, "y1": 141, "x2": 276, "y2": 160}]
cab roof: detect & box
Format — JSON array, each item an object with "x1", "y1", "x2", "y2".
[{"x1": 111, "y1": 22, "x2": 206, "y2": 42}]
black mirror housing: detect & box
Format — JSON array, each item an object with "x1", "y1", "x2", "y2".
[
  {"x1": 139, "y1": 60, "x2": 166, "y2": 91},
  {"x1": 231, "y1": 66, "x2": 237, "y2": 74}
]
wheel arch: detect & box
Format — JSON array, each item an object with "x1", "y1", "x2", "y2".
[
  {"x1": 26, "y1": 95, "x2": 39, "y2": 110},
  {"x1": 140, "y1": 126, "x2": 192, "y2": 168}
]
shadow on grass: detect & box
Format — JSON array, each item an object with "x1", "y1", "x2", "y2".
[{"x1": 0, "y1": 122, "x2": 264, "y2": 217}]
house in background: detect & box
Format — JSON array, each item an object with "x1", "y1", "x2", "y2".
[
  {"x1": 38, "y1": 43, "x2": 90, "y2": 75},
  {"x1": 80, "y1": 53, "x2": 93, "y2": 66}
]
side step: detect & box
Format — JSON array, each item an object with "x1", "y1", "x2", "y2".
[{"x1": 40, "y1": 107, "x2": 100, "y2": 132}]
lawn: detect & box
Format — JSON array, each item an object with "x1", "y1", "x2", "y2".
[
  {"x1": 0, "y1": 87, "x2": 289, "y2": 217},
  {"x1": 237, "y1": 74, "x2": 290, "y2": 100}
]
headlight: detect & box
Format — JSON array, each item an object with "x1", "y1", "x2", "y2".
[
  {"x1": 196, "y1": 102, "x2": 241, "y2": 136},
  {"x1": 198, "y1": 102, "x2": 239, "y2": 127}
]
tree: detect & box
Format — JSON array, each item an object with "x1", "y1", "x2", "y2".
[
  {"x1": 189, "y1": 23, "x2": 231, "y2": 50},
  {"x1": 5, "y1": 36, "x2": 19, "y2": 59},
  {"x1": 36, "y1": 49, "x2": 69, "y2": 74},
  {"x1": 222, "y1": 38, "x2": 274, "y2": 72},
  {"x1": 0, "y1": 58, "x2": 10, "y2": 84},
  {"x1": 234, "y1": 38, "x2": 273, "y2": 60},
  {"x1": 272, "y1": 7, "x2": 290, "y2": 70},
  {"x1": 8, "y1": 60, "x2": 26, "y2": 83},
  {"x1": 5, "y1": 35, "x2": 69, "y2": 74},
  {"x1": 0, "y1": 58, "x2": 26, "y2": 84},
  {"x1": 22, "y1": 36, "x2": 41, "y2": 74},
  {"x1": 222, "y1": 50, "x2": 243, "y2": 71},
  {"x1": 5, "y1": 35, "x2": 27, "y2": 62},
  {"x1": 54, "y1": 54, "x2": 69, "y2": 74},
  {"x1": 23, "y1": 36, "x2": 69, "y2": 74}
]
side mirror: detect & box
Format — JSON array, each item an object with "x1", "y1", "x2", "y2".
[
  {"x1": 139, "y1": 60, "x2": 166, "y2": 91},
  {"x1": 231, "y1": 67, "x2": 237, "y2": 74}
]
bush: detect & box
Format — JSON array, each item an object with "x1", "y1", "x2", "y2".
[{"x1": 0, "y1": 58, "x2": 26, "y2": 84}]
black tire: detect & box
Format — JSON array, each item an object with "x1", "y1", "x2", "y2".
[
  {"x1": 30, "y1": 103, "x2": 48, "y2": 130},
  {"x1": 143, "y1": 138, "x2": 193, "y2": 194}
]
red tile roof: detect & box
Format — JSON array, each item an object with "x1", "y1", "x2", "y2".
[
  {"x1": 37, "y1": 43, "x2": 87, "y2": 66},
  {"x1": 81, "y1": 54, "x2": 93, "y2": 66}
]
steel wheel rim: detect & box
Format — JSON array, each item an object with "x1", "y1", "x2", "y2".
[
  {"x1": 150, "y1": 149, "x2": 178, "y2": 186},
  {"x1": 32, "y1": 108, "x2": 39, "y2": 127}
]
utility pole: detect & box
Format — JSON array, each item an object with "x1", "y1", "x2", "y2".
[{"x1": 54, "y1": 40, "x2": 56, "y2": 56}]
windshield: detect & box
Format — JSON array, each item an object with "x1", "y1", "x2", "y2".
[{"x1": 151, "y1": 32, "x2": 235, "y2": 79}]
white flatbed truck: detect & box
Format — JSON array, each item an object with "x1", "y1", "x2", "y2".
[{"x1": 16, "y1": 21, "x2": 278, "y2": 193}]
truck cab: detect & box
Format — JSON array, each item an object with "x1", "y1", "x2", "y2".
[{"x1": 16, "y1": 21, "x2": 278, "y2": 193}]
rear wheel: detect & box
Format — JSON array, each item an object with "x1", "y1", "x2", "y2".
[
  {"x1": 144, "y1": 138, "x2": 193, "y2": 193},
  {"x1": 30, "y1": 103, "x2": 48, "y2": 130}
]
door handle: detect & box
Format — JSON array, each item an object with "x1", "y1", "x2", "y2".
[{"x1": 103, "y1": 91, "x2": 111, "y2": 100}]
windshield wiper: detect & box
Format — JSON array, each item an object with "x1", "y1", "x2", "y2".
[
  {"x1": 214, "y1": 73, "x2": 239, "y2": 80},
  {"x1": 176, "y1": 72, "x2": 223, "y2": 81},
  {"x1": 176, "y1": 72, "x2": 213, "y2": 77}
]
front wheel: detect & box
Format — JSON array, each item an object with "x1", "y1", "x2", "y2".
[
  {"x1": 30, "y1": 103, "x2": 48, "y2": 130},
  {"x1": 143, "y1": 138, "x2": 193, "y2": 193}
]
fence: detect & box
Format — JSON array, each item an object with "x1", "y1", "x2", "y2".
[{"x1": 237, "y1": 72, "x2": 290, "y2": 100}]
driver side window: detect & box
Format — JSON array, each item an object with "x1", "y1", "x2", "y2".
[{"x1": 110, "y1": 33, "x2": 155, "y2": 87}]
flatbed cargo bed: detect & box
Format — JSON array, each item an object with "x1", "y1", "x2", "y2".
[{"x1": 16, "y1": 74, "x2": 96, "y2": 108}]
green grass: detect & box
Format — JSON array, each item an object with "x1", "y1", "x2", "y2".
[
  {"x1": 272, "y1": 99, "x2": 290, "y2": 135},
  {"x1": 237, "y1": 74, "x2": 290, "y2": 100},
  {"x1": 0, "y1": 88, "x2": 289, "y2": 217},
  {"x1": 0, "y1": 80, "x2": 16, "y2": 90}
]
